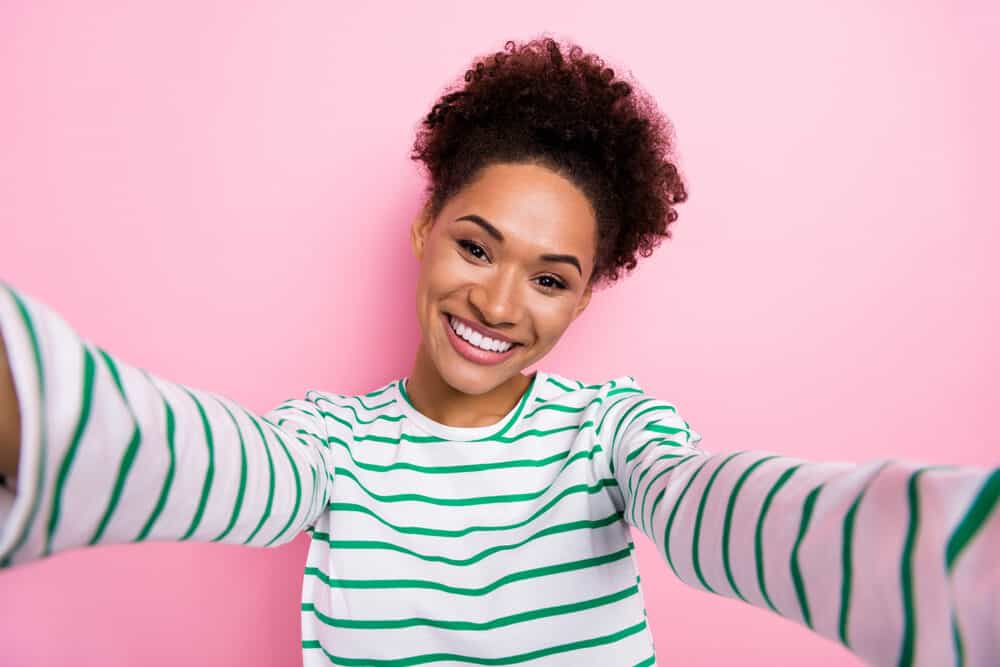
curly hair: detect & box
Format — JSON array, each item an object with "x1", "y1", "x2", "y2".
[{"x1": 410, "y1": 36, "x2": 687, "y2": 288}]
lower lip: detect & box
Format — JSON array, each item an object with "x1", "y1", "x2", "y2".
[{"x1": 442, "y1": 313, "x2": 519, "y2": 366}]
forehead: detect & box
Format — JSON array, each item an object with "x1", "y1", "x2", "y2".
[{"x1": 443, "y1": 162, "x2": 597, "y2": 259}]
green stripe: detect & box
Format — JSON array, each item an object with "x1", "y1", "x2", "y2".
[
  {"x1": 309, "y1": 398, "x2": 405, "y2": 427},
  {"x1": 350, "y1": 420, "x2": 591, "y2": 446},
  {"x1": 396, "y1": 373, "x2": 538, "y2": 444},
  {"x1": 329, "y1": 478, "x2": 619, "y2": 538},
  {"x1": 663, "y1": 458, "x2": 713, "y2": 578},
  {"x1": 301, "y1": 620, "x2": 647, "y2": 666},
  {"x1": 521, "y1": 402, "x2": 587, "y2": 420},
  {"x1": 544, "y1": 377, "x2": 577, "y2": 393},
  {"x1": 633, "y1": 657, "x2": 656, "y2": 667},
  {"x1": 627, "y1": 449, "x2": 684, "y2": 499},
  {"x1": 754, "y1": 464, "x2": 802, "y2": 614},
  {"x1": 478, "y1": 372, "x2": 538, "y2": 442},
  {"x1": 311, "y1": 512, "x2": 621, "y2": 566},
  {"x1": 262, "y1": 418, "x2": 306, "y2": 547},
  {"x1": 837, "y1": 460, "x2": 891, "y2": 648},
  {"x1": 521, "y1": 388, "x2": 638, "y2": 425},
  {"x1": 362, "y1": 384, "x2": 394, "y2": 398},
  {"x1": 327, "y1": 435, "x2": 578, "y2": 474},
  {"x1": 610, "y1": 401, "x2": 680, "y2": 478},
  {"x1": 721, "y1": 455, "x2": 781, "y2": 603},
  {"x1": 304, "y1": 463, "x2": 319, "y2": 530},
  {"x1": 135, "y1": 371, "x2": 178, "y2": 541},
  {"x1": 608, "y1": 399, "x2": 657, "y2": 475},
  {"x1": 614, "y1": 404, "x2": 677, "y2": 458},
  {"x1": 790, "y1": 483, "x2": 824, "y2": 629},
  {"x1": 305, "y1": 547, "x2": 632, "y2": 595},
  {"x1": 622, "y1": 439, "x2": 657, "y2": 475},
  {"x1": 626, "y1": 449, "x2": 680, "y2": 514},
  {"x1": 261, "y1": 416, "x2": 312, "y2": 448},
  {"x1": 241, "y1": 409, "x2": 277, "y2": 545},
  {"x1": 210, "y1": 398, "x2": 249, "y2": 542},
  {"x1": 596, "y1": 395, "x2": 646, "y2": 440},
  {"x1": 638, "y1": 455, "x2": 702, "y2": 533},
  {"x1": 479, "y1": 423, "x2": 587, "y2": 444},
  {"x1": 273, "y1": 402, "x2": 319, "y2": 418},
  {"x1": 333, "y1": 445, "x2": 602, "y2": 507},
  {"x1": 44, "y1": 346, "x2": 95, "y2": 555},
  {"x1": 691, "y1": 452, "x2": 747, "y2": 595},
  {"x1": 945, "y1": 467, "x2": 999, "y2": 572},
  {"x1": 898, "y1": 467, "x2": 928, "y2": 667},
  {"x1": 951, "y1": 609, "x2": 965, "y2": 667},
  {"x1": 179, "y1": 388, "x2": 216, "y2": 540},
  {"x1": 328, "y1": 393, "x2": 396, "y2": 412},
  {"x1": 341, "y1": 384, "x2": 604, "y2": 445},
  {"x1": 288, "y1": 426, "x2": 328, "y2": 450},
  {"x1": 643, "y1": 421, "x2": 691, "y2": 440},
  {"x1": 88, "y1": 349, "x2": 143, "y2": 545},
  {"x1": 0, "y1": 288, "x2": 47, "y2": 567},
  {"x1": 283, "y1": 398, "x2": 358, "y2": 435},
  {"x1": 302, "y1": 583, "x2": 638, "y2": 630},
  {"x1": 626, "y1": 436, "x2": 676, "y2": 466}
]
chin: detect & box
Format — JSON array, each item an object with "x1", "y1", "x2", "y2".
[
  {"x1": 433, "y1": 338, "x2": 533, "y2": 395},
  {"x1": 436, "y1": 359, "x2": 513, "y2": 396}
]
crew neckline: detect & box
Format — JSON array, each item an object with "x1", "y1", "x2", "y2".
[{"x1": 396, "y1": 370, "x2": 545, "y2": 442}]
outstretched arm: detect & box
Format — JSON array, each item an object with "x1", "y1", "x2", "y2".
[
  {"x1": 597, "y1": 385, "x2": 998, "y2": 667},
  {"x1": 0, "y1": 282, "x2": 336, "y2": 569}
]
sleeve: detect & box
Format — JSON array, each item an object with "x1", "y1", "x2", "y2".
[
  {"x1": 0, "y1": 281, "x2": 336, "y2": 569},
  {"x1": 594, "y1": 378, "x2": 999, "y2": 667}
]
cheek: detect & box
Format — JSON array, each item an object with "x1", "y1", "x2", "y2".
[
  {"x1": 532, "y1": 302, "x2": 577, "y2": 338},
  {"x1": 425, "y1": 247, "x2": 469, "y2": 292}
]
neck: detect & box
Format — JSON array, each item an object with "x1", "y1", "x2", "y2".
[{"x1": 405, "y1": 341, "x2": 533, "y2": 428}]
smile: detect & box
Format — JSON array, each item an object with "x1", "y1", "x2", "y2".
[{"x1": 442, "y1": 313, "x2": 520, "y2": 365}]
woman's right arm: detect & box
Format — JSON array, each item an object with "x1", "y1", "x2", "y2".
[{"x1": 0, "y1": 282, "x2": 335, "y2": 569}]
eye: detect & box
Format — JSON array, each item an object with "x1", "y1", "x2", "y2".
[
  {"x1": 536, "y1": 275, "x2": 568, "y2": 291},
  {"x1": 458, "y1": 240, "x2": 489, "y2": 261}
]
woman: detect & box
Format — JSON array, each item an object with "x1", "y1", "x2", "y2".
[{"x1": 0, "y1": 37, "x2": 995, "y2": 667}]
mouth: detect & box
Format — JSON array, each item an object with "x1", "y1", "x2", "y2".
[{"x1": 441, "y1": 312, "x2": 521, "y2": 366}]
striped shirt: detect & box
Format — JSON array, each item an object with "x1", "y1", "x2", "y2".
[{"x1": 0, "y1": 281, "x2": 997, "y2": 667}]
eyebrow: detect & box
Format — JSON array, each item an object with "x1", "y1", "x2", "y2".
[{"x1": 454, "y1": 214, "x2": 583, "y2": 276}]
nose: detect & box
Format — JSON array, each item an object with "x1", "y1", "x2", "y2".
[{"x1": 468, "y1": 265, "x2": 523, "y2": 327}]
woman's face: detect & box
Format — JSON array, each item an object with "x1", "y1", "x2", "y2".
[{"x1": 410, "y1": 162, "x2": 597, "y2": 395}]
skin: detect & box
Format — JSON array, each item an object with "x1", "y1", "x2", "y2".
[
  {"x1": 0, "y1": 331, "x2": 18, "y2": 481},
  {"x1": 406, "y1": 161, "x2": 598, "y2": 428}
]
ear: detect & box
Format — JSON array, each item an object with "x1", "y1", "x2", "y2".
[
  {"x1": 571, "y1": 282, "x2": 594, "y2": 320},
  {"x1": 410, "y1": 201, "x2": 435, "y2": 261}
]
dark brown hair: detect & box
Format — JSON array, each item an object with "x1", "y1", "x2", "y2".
[{"x1": 411, "y1": 36, "x2": 687, "y2": 288}]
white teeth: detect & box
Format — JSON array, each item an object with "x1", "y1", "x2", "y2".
[{"x1": 449, "y1": 316, "x2": 513, "y2": 353}]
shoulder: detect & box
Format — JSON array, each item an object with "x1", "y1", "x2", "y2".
[
  {"x1": 538, "y1": 370, "x2": 701, "y2": 448},
  {"x1": 533, "y1": 370, "x2": 641, "y2": 402},
  {"x1": 534, "y1": 370, "x2": 653, "y2": 415},
  {"x1": 291, "y1": 379, "x2": 403, "y2": 435},
  {"x1": 306, "y1": 379, "x2": 399, "y2": 413}
]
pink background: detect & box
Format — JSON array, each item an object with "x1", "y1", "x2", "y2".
[{"x1": 1, "y1": 1, "x2": 997, "y2": 665}]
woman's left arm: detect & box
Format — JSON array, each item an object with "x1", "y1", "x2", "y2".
[{"x1": 598, "y1": 390, "x2": 998, "y2": 667}]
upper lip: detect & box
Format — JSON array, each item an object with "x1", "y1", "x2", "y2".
[{"x1": 446, "y1": 313, "x2": 520, "y2": 345}]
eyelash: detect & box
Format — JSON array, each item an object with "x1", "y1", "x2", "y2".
[{"x1": 457, "y1": 240, "x2": 568, "y2": 291}]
